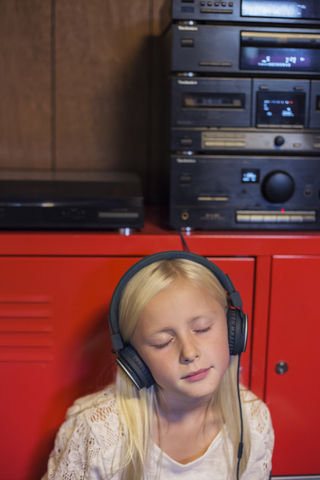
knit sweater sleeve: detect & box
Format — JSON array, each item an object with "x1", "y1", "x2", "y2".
[
  {"x1": 41, "y1": 387, "x2": 121, "y2": 480},
  {"x1": 242, "y1": 390, "x2": 275, "y2": 480}
]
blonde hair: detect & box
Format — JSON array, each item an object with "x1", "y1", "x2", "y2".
[{"x1": 114, "y1": 258, "x2": 250, "y2": 479}]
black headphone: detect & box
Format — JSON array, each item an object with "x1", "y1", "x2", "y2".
[{"x1": 108, "y1": 251, "x2": 248, "y2": 390}]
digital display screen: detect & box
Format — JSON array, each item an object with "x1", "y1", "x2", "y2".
[
  {"x1": 241, "y1": 169, "x2": 260, "y2": 183},
  {"x1": 241, "y1": 47, "x2": 320, "y2": 72},
  {"x1": 256, "y1": 92, "x2": 305, "y2": 127},
  {"x1": 182, "y1": 93, "x2": 245, "y2": 109},
  {"x1": 241, "y1": 0, "x2": 320, "y2": 19}
]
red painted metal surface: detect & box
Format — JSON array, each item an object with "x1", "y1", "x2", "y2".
[
  {"x1": 250, "y1": 256, "x2": 272, "y2": 400},
  {"x1": 265, "y1": 256, "x2": 320, "y2": 475},
  {"x1": 0, "y1": 257, "x2": 139, "y2": 480}
]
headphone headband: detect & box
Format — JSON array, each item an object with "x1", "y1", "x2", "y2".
[{"x1": 108, "y1": 251, "x2": 245, "y2": 352}]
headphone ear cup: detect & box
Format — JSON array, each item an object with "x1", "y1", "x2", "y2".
[
  {"x1": 116, "y1": 345, "x2": 154, "y2": 390},
  {"x1": 227, "y1": 309, "x2": 248, "y2": 356}
]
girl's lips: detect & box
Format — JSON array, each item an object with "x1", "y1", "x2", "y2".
[{"x1": 182, "y1": 368, "x2": 211, "y2": 382}]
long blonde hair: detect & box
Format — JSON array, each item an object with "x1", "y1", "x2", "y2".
[{"x1": 113, "y1": 258, "x2": 250, "y2": 479}]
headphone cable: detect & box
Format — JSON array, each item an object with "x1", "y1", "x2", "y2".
[
  {"x1": 236, "y1": 353, "x2": 244, "y2": 480},
  {"x1": 174, "y1": 227, "x2": 191, "y2": 252}
]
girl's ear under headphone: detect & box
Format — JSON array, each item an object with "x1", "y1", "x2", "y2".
[{"x1": 108, "y1": 250, "x2": 248, "y2": 390}]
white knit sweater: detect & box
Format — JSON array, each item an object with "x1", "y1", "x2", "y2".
[{"x1": 42, "y1": 386, "x2": 274, "y2": 480}]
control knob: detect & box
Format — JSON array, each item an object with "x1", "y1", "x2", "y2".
[
  {"x1": 262, "y1": 171, "x2": 295, "y2": 203},
  {"x1": 274, "y1": 136, "x2": 285, "y2": 147}
]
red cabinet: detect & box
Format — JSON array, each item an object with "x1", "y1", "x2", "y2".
[
  {"x1": 265, "y1": 256, "x2": 320, "y2": 476},
  {"x1": 1, "y1": 219, "x2": 320, "y2": 479},
  {"x1": 0, "y1": 253, "x2": 254, "y2": 480}
]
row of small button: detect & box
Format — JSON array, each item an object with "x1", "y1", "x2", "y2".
[
  {"x1": 237, "y1": 210, "x2": 316, "y2": 223},
  {"x1": 200, "y1": 1, "x2": 233, "y2": 5},
  {"x1": 182, "y1": 0, "x2": 233, "y2": 3},
  {"x1": 181, "y1": 0, "x2": 233, "y2": 14}
]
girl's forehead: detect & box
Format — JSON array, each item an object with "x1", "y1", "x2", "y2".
[
  {"x1": 138, "y1": 281, "x2": 225, "y2": 324},
  {"x1": 151, "y1": 279, "x2": 222, "y2": 305},
  {"x1": 149, "y1": 279, "x2": 207, "y2": 303}
]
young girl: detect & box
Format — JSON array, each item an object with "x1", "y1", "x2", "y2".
[{"x1": 42, "y1": 251, "x2": 274, "y2": 480}]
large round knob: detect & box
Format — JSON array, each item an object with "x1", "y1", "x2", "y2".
[
  {"x1": 274, "y1": 136, "x2": 285, "y2": 146},
  {"x1": 262, "y1": 171, "x2": 295, "y2": 203}
]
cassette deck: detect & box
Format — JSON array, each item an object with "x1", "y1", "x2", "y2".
[
  {"x1": 171, "y1": 77, "x2": 320, "y2": 128},
  {"x1": 170, "y1": 76, "x2": 320, "y2": 154}
]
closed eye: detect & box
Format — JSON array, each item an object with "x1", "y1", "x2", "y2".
[
  {"x1": 194, "y1": 326, "x2": 211, "y2": 333},
  {"x1": 153, "y1": 338, "x2": 173, "y2": 349}
]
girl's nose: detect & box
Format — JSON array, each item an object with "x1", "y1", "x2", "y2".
[{"x1": 179, "y1": 338, "x2": 200, "y2": 363}]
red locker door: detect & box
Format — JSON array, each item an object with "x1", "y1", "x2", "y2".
[
  {"x1": 0, "y1": 256, "x2": 139, "y2": 480},
  {"x1": 0, "y1": 255, "x2": 254, "y2": 480},
  {"x1": 265, "y1": 256, "x2": 320, "y2": 475}
]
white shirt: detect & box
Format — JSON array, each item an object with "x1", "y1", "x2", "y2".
[{"x1": 42, "y1": 386, "x2": 274, "y2": 480}]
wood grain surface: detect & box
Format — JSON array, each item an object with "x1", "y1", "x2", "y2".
[
  {"x1": 0, "y1": 0, "x2": 167, "y2": 202},
  {"x1": 0, "y1": 0, "x2": 51, "y2": 169}
]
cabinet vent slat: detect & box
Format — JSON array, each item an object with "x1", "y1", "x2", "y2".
[
  {"x1": 0, "y1": 318, "x2": 53, "y2": 332},
  {"x1": 0, "y1": 348, "x2": 53, "y2": 362},
  {"x1": 0, "y1": 295, "x2": 52, "y2": 304},
  {"x1": 0, "y1": 297, "x2": 53, "y2": 362}
]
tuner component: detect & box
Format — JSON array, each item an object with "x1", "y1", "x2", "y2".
[{"x1": 262, "y1": 171, "x2": 295, "y2": 203}]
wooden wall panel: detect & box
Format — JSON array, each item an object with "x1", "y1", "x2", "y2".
[
  {"x1": 55, "y1": 1, "x2": 151, "y2": 181},
  {"x1": 0, "y1": 0, "x2": 51, "y2": 169},
  {"x1": 0, "y1": 0, "x2": 168, "y2": 204},
  {"x1": 148, "y1": 0, "x2": 169, "y2": 204},
  {"x1": 152, "y1": 0, "x2": 168, "y2": 35}
]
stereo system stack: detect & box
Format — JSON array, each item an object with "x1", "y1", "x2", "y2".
[{"x1": 162, "y1": 0, "x2": 320, "y2": 230}]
